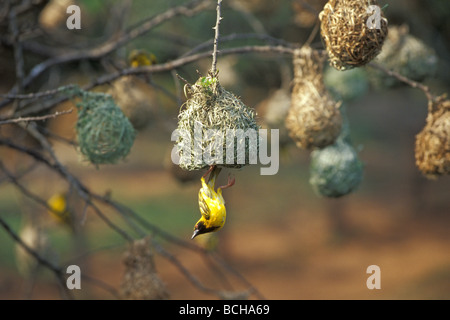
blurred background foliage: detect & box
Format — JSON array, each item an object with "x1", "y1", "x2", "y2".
[{"x1": 0, "y1": 0, "x2": 449, "y2": 299}]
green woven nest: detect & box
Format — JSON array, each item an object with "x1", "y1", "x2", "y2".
[
  {"x1": 370, "y1": 25, "x2": 438, "y2": 88},
  {"x1": 309, "y1": 136, "x2": 363, "y2": 197},
  {"x1": 76, "y1": 91, "x2": 136, "y2": 165},
  {"x1": 175, "y1": 76, "x2": 260, "y2": 171},
  {"x1": 324, "y1": 66, "x2": 369, "y2": 101}
]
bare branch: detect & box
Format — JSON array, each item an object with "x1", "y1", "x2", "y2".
[
  {"x1": 211, "y1": 0, "x2": 223, "y2": 75},
  {"x1": 368, "y1": 62, "x2": 435, "y2": 102},
  {"x1": 0, "y1": 0, "x2": 211, "y2": 110},
  {"x1": 0, "y1": 109, "x2": 73, "y2": 125},
  {"x1": 0, "y1": 215, "x2": 72, "y2": 299}
]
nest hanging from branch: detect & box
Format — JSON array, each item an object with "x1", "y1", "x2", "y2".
[
  {"x1": 258, "y1": 87, "x2": 292, "y2": 148},
  {"x1": 109, "y1": 76, "x2": 158, "y2": 131},
  {"x1": 175, "y1": 74, "x2": 260, "y2": 171},
  {"x1": 415, "y1": 96, "x2": 450, "y2": 178},
  {"x1": 369, "y1": 25, "x2": 438, "y2": 88},
  {"x1": 309, "y1": 103, "x2": 363, "y2": 198},
  {"x1": 75, "y1": 91, "x2": 136, "y2": 165},
  {"x1": 120, "y1": 237, "x2": 169, "y2": 300},
  {"x1": 319, "y1": 0, "x2": 388, "y2": 70},
  {"x1": 285, "y1": 46, "x2": 342, "y2": 150},
  {"x1": 309, "y1": 135, "x2": 363, "y2": 198}
]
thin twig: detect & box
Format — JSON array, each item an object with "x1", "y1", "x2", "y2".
[
  {"x1": 0, "y1": 109, "x2": 73, "y2": 125},
  {"x1": 368, "y1": 62, "x2": 435, "y2": 102},
  {"x1": 9, "y1": 7, "x2": 25, "y2": 93},
  {"x1": 181, "y1": 33, "x2": 295, "y2": 58},
  {"x1": 0, "y1": 0, "x2": 211, "y2": 110},
  {"x1": 0, "y1": 85, "x2": 78, "y2": 100},
  {"x1": 14, "y1": 44, "x2": 295, "y2": 117},
  {"x1": 153, "y1": 241, "x2": 253, "y2": 299},
  {"x1": 0, "y1": 215, "x2": 72, "y2": 299},
  {"x1": 211, "y1": 0, "x2": 223, "y2": 75}
]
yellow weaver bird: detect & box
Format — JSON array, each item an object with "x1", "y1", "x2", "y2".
[
  {"x1": 47, "y1": 193, "x2": 73, "y2": 230},
  {"x1": 192, "y1": 166, "x2": 235, "y2": 239},
  {"x1": 128, "y1": 49, "x2": 157, "y2": 68}
]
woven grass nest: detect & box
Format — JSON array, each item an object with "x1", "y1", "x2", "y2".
[
  {"x1": 309, "y1": 135, "x2": 363, "y2": 198},
  {"x1": 75, "y1": 91, "x2": 136, "y2": 165},
  {"x1": 285, "y1": 46, "x2": 342, "y2": 150},
  {"x1": 415, "y1": 96, "x2": 450, "y2": 178},
  {"x1": 319, "y1": 0, "x2": 388, "y2": 70},
  {"x1": 370, "y1": 25, "x2": 438, "y2": 88},
  {"x1": 258, "y1": 87, "x2": 292, "y2": 148},
  {"x1": 109, "y1": 76, "x2": 158, "y2": 131},
  {"x1": 120, "y1": 237, "x2": 169, "y2": 300},
  {"x1": 175, "y1": 74, "x2": 259, "y2": 171}
]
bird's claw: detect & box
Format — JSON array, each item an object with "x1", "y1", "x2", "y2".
[{"x1": 219, "y1": 175, "x2": 235, "y2": 190}]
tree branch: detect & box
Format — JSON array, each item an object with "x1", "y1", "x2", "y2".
[
  {"x1": 211, "y1": 0, "x2": 223, "y2": 75},
  {"x1": 0, "y1": 109, "x2": 72, "y2": 125}
]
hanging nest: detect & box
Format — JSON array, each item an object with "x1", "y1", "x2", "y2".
[
  {"x1": 324, "y1": 66, "x2": 369, "y2": 101},
  {"x1": 109, "y1": 76, "x2": 158, "y2": 131},
  {"x1": 415, "y1": 96, "x2": 450, "y2": 178},
  {"x1": 258, "y1": 88, "x2": 292, "y2": 148},
  {"x1": 309, "y1": 135, "x2": 363, "y2": 198},
  {"x1": 15, "y1": 222, "x2": 52, "y2": 277},
  {"x1": 369, "y1": 25, "x2": 438, "y2": 88},
  {"x1": 120, "y1": 237, "x2": 169, "y2": 300},
  {"x1": 292, "y1": 0, "x2": 328, "y2": 28},
  {"x1": 285, "y1": 46, "x2": 342, "y2": 150},
  {"x1": 75, "y1": 91, "x2": 136, "y2": 165},
  {"x1": 175, "y1": 75, "x2": 260, "y2": 171},
  {"x1": 319, "y1": 0, "x2": 388, "y2": 71}
]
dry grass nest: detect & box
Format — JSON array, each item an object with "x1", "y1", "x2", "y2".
[
  {"x1": 285, "y1": 46, "x2": 342, "y2": 150},
  {"x1": 120, "y1": 237, "x2": 169, "y2": 300},
  {"x1": 415, "y1": 96, "x2": 450, "y2": 178},
  {"x1": 175, "y1": 75, "x2": 260, "y2": 171},
  {"x1": 319, "y1": 0, "x2": 388, "y2": 70}
]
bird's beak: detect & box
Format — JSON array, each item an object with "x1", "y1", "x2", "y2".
[{"x1": 191, "y1": 229, "x2": 200, "y2": 240}]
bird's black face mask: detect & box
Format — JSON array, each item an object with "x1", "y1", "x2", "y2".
[{"x1": 191, "y1": 221, "x2": 219, "y2": 239}]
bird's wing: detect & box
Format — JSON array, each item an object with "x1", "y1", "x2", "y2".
[{"x1": 198, "y1": 189, "x2": 211, "y2": 220}]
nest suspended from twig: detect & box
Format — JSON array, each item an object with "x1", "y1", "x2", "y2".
[
  {"x1": 309, "y1": 103, "x2": 363, "y2": 198},
  {"x1": 175, "y1": 75, "x2": 260, "y2": 171},
  {"x1": 109, "y1": 76, "x2": 158, "y2": 131},
  {"x1": 120, "y1": 237, "x2": 169, "y2": 300},
  {"x1": 258, "y1": 87, "x2": 292, "y2": 148},
  {"x1": 370, "y1": 25, "x2": 438, "y2": 88},
  {"x1": 309, "y1": 135, "x2": 363, "y2": 198},
  {"x1": 324, "y1": 66, "x2": 369, "y2": 101},
  {"x1": 75, "y1": 91, "x2": 136, "y2": 165},
  {"x1": 415, "y1": 96, "x2": 450, "y2": 178},
  {"x1": 285, "y1": 46, "x2": 342, "y2": 150},
  {"x1": 319, "y1": 0, "x2": 388, "y2": 70}
]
